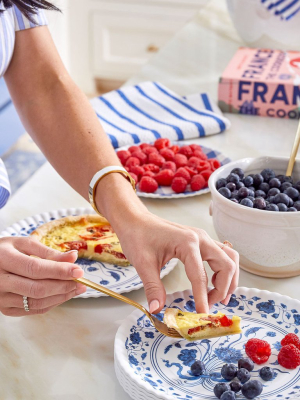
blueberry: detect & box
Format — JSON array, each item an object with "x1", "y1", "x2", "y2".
[
  {"x1": 248, "y1": 186, "x2": 255, "y2": 192},
  {"x1": 231, "y1": 168, "x2": 244, "y2": 179},
  {"x1": 190, "y1": 360, "x2": 205, "y2": 376},
  {"x1": 269, "y1": 178, "x2": 281, "y2": 189},
  {"x1": 253, "y1": 197, "x2": 266, "y2": 210},
  {"x1": 284, "y1": 187, "x2": 299, "y2": 201},
  {"x1": 221, "y1": 363, "x2": 237, "y2": 380},
  {"x1": 231, "y1": 198, "x2": 239, "y2": 204},
  {"x1": 259, "y1": 182, "x2": 270, "y2": 193},
  {"x1": 276, "y1": 174, "x2": 286, "y2": 183},
  {"x1": 226, "y1": 182, "x2": 236, "y2": 192},
  {"x1": 236, "y1": 181, "x2": 245, "y2": 190},
  {"x1": 238, "y1": 358, "x2": 254, "y2": 372},
  {"x1": 293, "y1": 201, "x2": 300, "y2": 211},
  {"x1": 238, "y1": 187, "x2": 249, "y2": 199},
  {"x1": 268, "y1": 188, "x2": 280, "y2": 197},
  {"x1": 265, "y1": 204, "x2": 279, "y2": 211},
  {"x1": 259, "y1": 366, "x2": 274, "y2": 381},
  {"x1": 266, "y1": 195, "x2": 276, "y2": 204},
  {"x1": 277, "y1": 203, "x2": 288, "y2": 212},
  {"x1": 230, "y1": 381, "x2": 242, "y2": 393},
  {"x1": 288, "y1": 207, "x2": 297, "y2": 212},
  {"x1": 274, "y1": 193, "x2": 290, "y2": 206},
  {"x1": 220, "y1": 391, "x2": 236, "y2": 400},
  {"x1": 216, "y1": 178, "x2": 227, "y2": 190},
  {"x1": 218, "y1": 187, "x2": 232, "y2": 199},
  {"x1": 241, "y1": 380, "x2": 263, "y2": 399},
  {"x1": 243, "y1": 176, "x2": 254, "y2": 187},
  {"x1": 236, "y1": 368, "x2": 250, "y2": 383},
  {"x1": 247, "y1": 196, "x2": 255, "y2": 202},
  {"x1": 289, "y1": 197, "x2": 294, "y2": 207},
  {"x1": 282, "y1": 176, "x2": 293, "y2": 184},
  {"x1": 231, "y1": 190, "x2": 239, "y2": 200},
  {"x1": 247, "y1": 190, "x2": 255, "y2": 198},
  {"x1": 240, "y1": 198, "x2": 253, "y2": 208},
  {"x1": 261, "y1": 168, "x2": 276, "y2": 182},
  {"x1": 281, "y1": 182, "x2": 292, "y2": 192},
  {"x1": 214, "y1": 383, "x2": 231, "y2": 399},
  {"x1": 253, "y1": 174, "x2": 264, "y2": 188},
  {"x1": 294, "y1": 181, "x2": 300, "y2": 192},
  {"x1": 255, "y1": 190, "x2": 266, "y2": 198},
  {"x1": 227, "y1": 173, "x2": 240, "y2": 185}
]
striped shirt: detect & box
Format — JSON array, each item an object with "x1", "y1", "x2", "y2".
[{"x1": 0, "y1": 4, "x2": 47, "y2": 208}]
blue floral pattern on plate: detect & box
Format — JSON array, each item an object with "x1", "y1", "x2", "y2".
[
  {"x1": 0, "y1": 207, "x2": 177, "y2": 298},
  {"x1": 115, "y1": 288, "x2": 300, "y2": 400}
]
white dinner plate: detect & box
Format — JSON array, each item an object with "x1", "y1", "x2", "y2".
[
  {"x1": 115, "y1": 287, "x2": 300, "y2": 400},
  {"x1": 0, "y1": 207, "x2": 178, "y2": 299},
  {"x1": 117, "y1": 142, "x2": 230, "y2": 199}
]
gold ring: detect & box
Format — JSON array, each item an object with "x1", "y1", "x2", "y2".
[{"x1": 222, "y1": 240, "x2": 233, "y2": 249}]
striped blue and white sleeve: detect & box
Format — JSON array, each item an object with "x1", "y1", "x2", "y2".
[
  {"x1": 0, "y1": 158, "x2": 11, "y2": 209},
  {"x1": 12, "y1": 5, "x2": 48, "y2": 31}
]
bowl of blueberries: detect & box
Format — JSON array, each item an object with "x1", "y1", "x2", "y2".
[{"x1": 208, "y1": 156, "x2": 300, "y2": 278}]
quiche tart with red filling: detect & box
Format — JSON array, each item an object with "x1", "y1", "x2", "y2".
[
  {"x1": 30, "y1": 214, "x2": 129, "y2": 266},
  {"x1": 164, "y1": 309, "x2": 242, "y2": 341}
]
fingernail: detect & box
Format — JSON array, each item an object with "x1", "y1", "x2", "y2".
[
  {"x1": 149, "y1": 299, "x2": 160, "y2": 314},
  {"x1": 75, "y1": 285, "x2": 86, "y2": 295},
  {"x1": 65, "y1": 250, "x2": 78, "y2": 259},
  {"x1": 72, "y1": 268, "x2": 83, "y2": 278}
]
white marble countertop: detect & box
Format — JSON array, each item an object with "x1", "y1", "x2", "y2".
[{"x1": 1, "y1": 1, "x2": 300, "y2": 399}]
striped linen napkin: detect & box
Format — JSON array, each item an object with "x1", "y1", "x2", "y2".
[
  {"x1": 90, "y1": 81, "x2": 230, "y2": 149},
  {"x1": 261, "y1": 0, "x2": 300, "y2": 19},
  {"x1": 0, "y1": 158, "x2": 10, "y2": 209}
]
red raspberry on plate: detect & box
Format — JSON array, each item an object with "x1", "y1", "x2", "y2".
[
  {"x1": 161, "y1": 161, "x2": 176, "y2": 173},
  {"x1": 139, "y1": 143, "x2": 151, "y2": 151},
  {"x1": 144, "y1": 163, "x2": 160, "y2": 173},
  {"x1": 281, "y1": 333, "x2": 300, "y2": 349},
  {"x1": 125, "y1": 156, "x2": 141, "y2": 168},
  {"x1": 155, "y1": 170, "x2": 174, "y2": 186},
  {"x1": 201, "y1": 170, "x2": 212, "y2": 182},
  {"x1": 159, "y1": 148, "x2": 175, "y2": 161},
  {"x1": 278, "y1": 344, "x2": 300, "y2": 369},
  {"x1": 128, "y1": 145, "x2": 141, "y2": 154},
  {"x1": 142, "y1": 170, "x2": 155, "y2": 178},
  {"x1": 196, "y1": 160, "x2": 211, "y2": 173},
  {"x1": 171, "y1": 177, "x2": 188, "y2": 193},
  {"x1": 190, "y1": 174, "x2": 206, "y2": 191},
  {"x1": 184, "y1": 166, "x2": 197, "y2": 177},
  {"x1": 129, "y1": 165, "x2": 144, "y2": 179},
  {"x1": 174, "y1": 167, "x2": 191, "y2": 183},
  {"x1": 178, "y1": 145, "x2": 193, "y2": 158},
  {"x1": 193, "y1": 150, "x2": 208, "y2": 160},
  {"x1": 129, "y1": 172, "x2": 138, "y2": 185},
  {"x1": 245, "y1": 338, "x2": 272, "y2": 364},
  {"x1": 188, "y1": 156, "x2": 201, "y2": 169},
  {"x1": 148, "y1": 152, "x2": 165, "y2": 167},
  {"x1": 170, "y1": 145, "x2": 180, "y2": 154},
  {"x1": 190, "y1": 144, "x2": 202, "y2": 151},
  {"x1": 131, "y1": 151, "x2": 147, "y2": 165},
  {"x1": 139, "y1": 176, "x2": 158, "y2": 193},
  {"x1": 174, "y1": 153, "x2": 188, "y2": 168},
  {"x1": 208, "y1": 158, "x2": 221, "y2": 171},
  {"x1": 117, "y1": 150, "x2": 131, "y2": 166},
  {"x1": 154, "y1": 138, "x2": 170, "y2": 150},
  {"x1": 143, "y1": 146, "x2": 158, "y2": 156}
]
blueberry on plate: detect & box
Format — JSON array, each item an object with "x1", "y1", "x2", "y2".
[
  {"x1": 253, "y1": 197, "x2": 266, "y2": 210},
  {"x1": 268, "y1": 178, "x2": 281, "y2": 189},
  {"x1": 241, "y1": 380, "x2": 263, "y2": 399},
  {"x1": 261, "y1": 168, "x2": 276, "y2": 182},
  {"x1": 221, "y1": 363, "x2": 237, "y2": 380},
  {"x1": 293, "y1": 201, "x2": 300, "y2": 211},
  {"x1": 216, "y1": 178, "x2": 227, "y2": 190},
  {"x1": 237, "y1": 368, "x2": 250, "y2": 383},
  {"x1": 277, "y1": 203, "x2": 288, "y2": 212},
  {"x1": 274, "y1": 193, "x2": 290, "y2": 206},
  {"x1": 288, "y1": 207, "x2": 297, "y2": 212},
  {"x1": 231, "y1": 168, "x2": 244, "y2": 179},
  {"x1": 220, "y1": 391, "x2": 236, "y2": 400},
  {"x1": 240, "y1": 198, "x2": 253, "y2": 208},
  {"x1": 268, "y1": 188, "x2": 280, "y2": 197},
  {"x1": 259, "y1": 182, "x2": 270, "y2": 193},
  {"x1": 227, "y1": 173, "x2": 240, "y2": 185},
  {"x1": 238, "y1": 187, "x2": 249, "y2": 199},
  {"x1": 284, "y1": 187, "x2": 299, "y2": 201},
  {"x1": 253, "y1": 174, "x2": 264, "y2": 188},
  {"x1": 218, "y1": 187, "x2": 232, "y2": 199},
  {"x1": 230, "y1": 381, "x2": 242, "y2": 393},
  {"x1": 238, "y1": 357, "x2": 254, "y2": 372},
  {"x1": 265, "y1": 204, "x2": 279, "y2": 211},
  {"x1": 255, "y1": 190, "x2": 266, "y2": 198},
  {"x1": 243, "y1": 176, "x2": 254, "y2": 187},
  {"x1": 259, "y1": 366, "x2": 274, "y2": 381},
  {"x1": 214, "y1": 383, "x2": 231, "y2": 399},
  {"x1": 226, "y1": 182, "x2": 236, "y2": 192},
  {"x1": 281, "y1": 182, "x2": 292, "y2": 192},
  {"x1": 190, "y1": 360, "x2": 205, "y2": 376}
]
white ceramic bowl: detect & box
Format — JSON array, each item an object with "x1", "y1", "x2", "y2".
[{"x1": 208, "y1": 156, "x2": 300, "y2": 278}]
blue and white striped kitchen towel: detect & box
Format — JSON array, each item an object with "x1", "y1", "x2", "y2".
[
  {"x1": 0, "y1": 158, "x2": 10, "y2": 209},
  {"x1": 261, "y1": 0, "x2": 300, "y2": 20},
  {"x1": 90, "y1": 81, "x2": 231, "y2": 149}
]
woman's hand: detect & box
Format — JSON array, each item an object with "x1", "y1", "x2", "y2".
[
  {"x1": 114, "y1": 210, "x2": 239, "y2": 315},
  {"x1": 0, "y1": 237, "x2": 86, "y2": 317}
]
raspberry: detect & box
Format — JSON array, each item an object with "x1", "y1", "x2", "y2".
[
  {"x1": 125, "y1": 156, "x2": 141, "y2": 168},
  {"x1": 131, "y1": 151, "x2": 147, "y2": 165},
  {"x1": 155, "y1": 169, "x2": 174, "y2": 186},
  {"x1": 278, "y1": 344, "x2": 300, "y2": 369},
  {"x1": 190, "y1": 144, "x2": 202, "y2": 151},
  {"x1": 139, "y1": 143, "x2": 151, "y2": 151},
  {"x1": 245, "y1": 338, "x2": 271, "y2": 364},
  {"x1": 148, "y1": 152, "x2": 165, "y2": 167},
  {"x1": 174, "y1": 167, "x2": 191, "y2": 183},
  {"x1": 196, "y1": 160, "x2": 211, "y2": 173},
  {"x1": 139, "y1": 176, "x2": 158, "y2": 193},
  {"x1": 209, "y1": 158, "x2": 221, "y2": 171},
  {"x1": 184, "y1": 166, "x2": 197, "y2": 177},
  {"x1": 171, "y1": 177, "x2": 188, "y2": 193},
  {"x1": 161, "y1": 161, "x2": 176, "y2": 173},
  {"x1": 129, "y1": 172, "x2": 138, "y2": 185},
  {"x1": 144, "y1": 163, "x2": 160, "y2": 173},
  {"x1": 142, "y1": 170, "x2": 155, "y2": 178},
  {"x1": 117, "y1": 150, "x2": 131, "y2": 166},
  {"x1": 201, "y1": 170, "x2": 212, "y2": 182},
  {"x1": 191, "y1": 174, "x2": 206, "y2": 191},
  {"x1": 178, "y1": 145, "x2": 193, "y2": 158},
  {"x1": 159, "y1": 148, "x2": 175, "y2": 161},
  {"x1": 174, "y1": 153, "x2": 188, "y2": 168},
  {"x1": 128, "y1": 145, "x2": 141, "y2": 154},
  {"x1": 170, "y1": 145, "x2": 180, "y2": 154},
  {"x1": 281, "y1": 333, "x2": 300, "y2": 349},
  {"x1": 193, "y1": 150, "x2": 208, "y2": 160},
  {"x1": 143, "y1": 146, "x2": 158, "y2": 156},
  {"x1": 154, "y1": 138, "x2": 170, "y2": 150},
  {"x1": 188, "y1": 156, "x2": 201, "y2": 169},
  {"x1": 129, "y1": 165, "x2": 144, "y2": 179}
]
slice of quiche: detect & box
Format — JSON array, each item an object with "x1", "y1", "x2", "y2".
[{"x1": 164, "y1": 309, "x2": 242, "y2": 341}]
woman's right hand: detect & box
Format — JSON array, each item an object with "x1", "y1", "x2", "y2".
[{"x1": 0, "y1": 236, "x2": 86, "y2": 317}]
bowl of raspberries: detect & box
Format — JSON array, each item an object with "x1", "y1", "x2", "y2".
[
  {"x1": 116, "y1": 138, "x2": 230, "y2": 198},
  {"x1": 208, "y1": 156, "x2": 300, "y2": 278}
]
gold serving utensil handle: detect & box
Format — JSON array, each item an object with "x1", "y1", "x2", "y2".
[{"x1": 286, "y1": 119, "x2": 300, "y2": 176}]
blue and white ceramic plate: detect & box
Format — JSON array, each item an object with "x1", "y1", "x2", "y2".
[
  {"x1": 0, "y1": 207, "x2": 178, "y2": 299},
  {"x1": 117, "y1": 143, "x2": 230, "y2": 199},
  {"x1": 115, "y1": 287, "x2": 300, "y2": 400}
]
